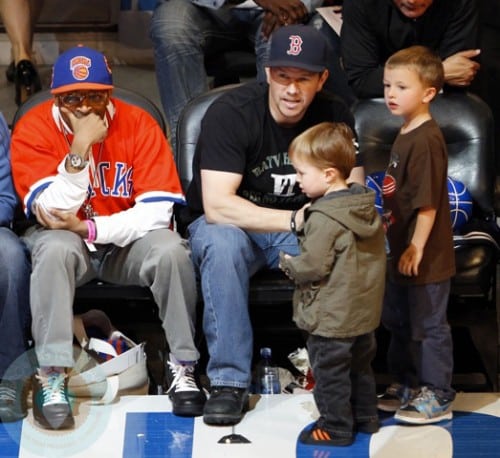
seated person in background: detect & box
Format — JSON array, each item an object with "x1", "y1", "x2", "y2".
[
  {"x1": 150, "y1": 0, "x2": 322, "y2": 152},
  {"x1": 183, "y1": 24, "x2": 364, "y2": 426},
  {"x1": 10, "y1": 45, "x2": 206, "y2": 431},
  {"x1": 0, "y1": 113, "x2": 32, "y2": 424},
  {"x1": 279, "y1": 122, "x2": 385, "y2": 446},
  {"x1": 340, "y1": 0, "x2": 480, "y2": 98}
]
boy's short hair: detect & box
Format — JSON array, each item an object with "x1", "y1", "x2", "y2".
[
  {"x1": 385, "y1": 45, "x2": 444, "y2": 92},
  {"x1": 289, "y1": 122, "x2": 356, "y2": 179}
]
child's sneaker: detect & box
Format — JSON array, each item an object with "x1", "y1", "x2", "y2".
[
  {"x1": 394, "y1": 386, "x2": 453, "y2": 424},
  {"x1": 377, "y1": 383, "x2": 417, "y2": 412},
  {"x1": 299, "y1": 423, "x2": 353, "y2": 446}
]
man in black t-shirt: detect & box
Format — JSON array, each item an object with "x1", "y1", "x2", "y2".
[{"x1": 186, "y1": 24, "x2": 364, "y2": 426}]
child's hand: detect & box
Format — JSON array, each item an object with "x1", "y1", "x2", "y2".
[
  {"x1": 279, "y1": 252, "x2": 294, "y2": 279},
  {"x1": 278, "y1": 253, "x2": 291, "y2": 271},
  {"x1": 398, "y1": 243, "x2": 423, "y2": 276}
]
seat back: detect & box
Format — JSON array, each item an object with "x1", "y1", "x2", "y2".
[
  {"x1": 352, "y1": 92, "x2": 496, "y2": 218},
  {"x1": 12, "y1": 87, "x2": 167, "y2": 134},
  {"x1": 175, "y1": 84, "x2": 241, "y2": 192}
]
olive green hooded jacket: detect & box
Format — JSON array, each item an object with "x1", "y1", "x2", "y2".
[{"x1": 279, "y1": 183, "x2": 386, "y2": 338}]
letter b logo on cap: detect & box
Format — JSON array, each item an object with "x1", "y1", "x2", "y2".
[{"x1": 287, "y1": 36, "x2": 303, "y2": 56}]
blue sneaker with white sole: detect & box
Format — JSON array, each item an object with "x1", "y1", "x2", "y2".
[{"x1": 394, "y1": 386, "x2": 453, "y2": 425}]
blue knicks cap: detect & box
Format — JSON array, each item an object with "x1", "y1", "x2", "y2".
[
  {"x1": 266, "y1": 24, "x2": 328, "y2": 72},
  {"x1": 51, "y1": 45, "x2": 113, "y2": 94}
]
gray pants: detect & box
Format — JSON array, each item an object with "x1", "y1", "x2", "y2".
[{"x1": 22, "y1": 226, "x2": 199, "y2": 368}]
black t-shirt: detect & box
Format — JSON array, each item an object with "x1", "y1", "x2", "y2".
[{"x1": 184, "y1": 81, "x2": 359, "y2": 223}]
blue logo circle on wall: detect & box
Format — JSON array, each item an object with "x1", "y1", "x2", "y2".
[{"x1": 296, "y1": 411, "x2": 500, "y2": 457}]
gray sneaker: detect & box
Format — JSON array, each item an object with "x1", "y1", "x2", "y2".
[
  {"x1": 377, "y1": 383, "x2": 418, "y2": 412},
  {"x1": 394, "y1": 386, "x2": 453, "y2": 424}
]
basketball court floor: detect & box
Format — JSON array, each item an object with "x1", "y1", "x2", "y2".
[{"x1": 2, "y1": 391, "x2": 500, "y2": 457}]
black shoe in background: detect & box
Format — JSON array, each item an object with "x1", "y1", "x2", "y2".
[
  {"x1": 0, "y1": 379, "x2": 28, "y2": 423},
  {"x1": 15, "y1": 60, "x2": 42, "y2": 106},
  {"x1": 5, "y1": 61, "x2": 15, "y2": 83}
]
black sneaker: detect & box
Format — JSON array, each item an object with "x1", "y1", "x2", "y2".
[
  {"x1": 32, "y1": 368, "x2": 74, "y2": 430},
  {"x1": 0, "y1": 379, "x2": 27, "y2": 423},
  {"x1": 299, "y1": 423, "x2": 353, "y2": 446},
  {"x1": 165, "y1": 358, "x2": 206, "y2": 417},
  {"x1": 203, "y1": 386, "x2": 249, "y2": 426}
]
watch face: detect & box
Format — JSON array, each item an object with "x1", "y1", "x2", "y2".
[{"x1": 69, "y1": 153, "x2": 84, "y2": 168}]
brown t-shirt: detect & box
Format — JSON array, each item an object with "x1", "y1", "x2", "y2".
[{"x1": 383, "y1": 119, "x2": 456, "y2": 285}]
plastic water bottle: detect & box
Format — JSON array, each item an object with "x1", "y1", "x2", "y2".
[{"x1": 257, "y1": 347, "x2": 281, "y2": 394}]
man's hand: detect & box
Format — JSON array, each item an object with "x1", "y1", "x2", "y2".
[
  {"x1": 257, "y1": 0, "x2": 309, "y2": 39},
  {"x1": 61, "y1": 107, "x2": 108, "y2": 156},
  {"x1": 261, "y1": 11, "x2": 281, "y2": 39},
  {"x1": 443, "y1": 49, "x2": 481, "y2": 87},
  {"x1": 398, "y1": 243, "x2": 423, "y2": 277},
  {"x1": 36, "y1": 206, "x2": 88, "y2": 238},
  {"x1": 291, "y1": 202, "x2": 310, "y2": 232}
]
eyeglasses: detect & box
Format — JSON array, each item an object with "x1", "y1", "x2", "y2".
[{"x1": 59, "y1": 91, "x2": 109, "y2": 107}]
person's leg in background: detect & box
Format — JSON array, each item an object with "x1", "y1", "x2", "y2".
[
  {"x1": 151, "y1": 0, "x2": 243, "y2": 152},
  {"x1": 0, "y1": 228, "x2": 31, "y2": 423},
  {"x1": 0, "y1": 0, "x2": 43, "y2": 105},
  {"x1": 311, "y1": 13, "x2": 356, "y2": 107}
]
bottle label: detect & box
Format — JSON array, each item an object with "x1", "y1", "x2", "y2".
[{"x1": 261, "y1": 374, "x2": 280, "y2": 394}]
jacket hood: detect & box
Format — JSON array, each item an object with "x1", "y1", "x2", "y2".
[{"x1": 307, "y1": 183, "x2": 380, "y2": 239}]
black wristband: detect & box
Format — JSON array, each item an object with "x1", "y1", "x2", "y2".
[{"x1": 290, "y1": 209, "x2": 298, "y2": 234}]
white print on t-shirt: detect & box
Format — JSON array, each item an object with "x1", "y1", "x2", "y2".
[
  {"x1": 251, "y1": 152, "x2": 292, "y2": 177},
  {"x1": 271, "y1": 173, "x2": 296, "y2": 197}
]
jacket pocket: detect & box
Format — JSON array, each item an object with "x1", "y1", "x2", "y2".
[{"x1": 293, "y1": 283, "x2": 321, "y2": 333}]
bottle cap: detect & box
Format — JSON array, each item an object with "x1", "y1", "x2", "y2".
[{"x1": 260, "y1": 347, "x2": 272, "y2": 358}]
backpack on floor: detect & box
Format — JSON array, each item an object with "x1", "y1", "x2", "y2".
[{"x1": 69, "y1": 309, "x2": 149, "y2": 404}]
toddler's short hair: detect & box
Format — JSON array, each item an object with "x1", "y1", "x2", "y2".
[
  {"x1": 385, "y1": 45, "x2": 444, "y2": 91},
  {"x1": 289, "y1": 122, "x2": 356, "y2": 179}
]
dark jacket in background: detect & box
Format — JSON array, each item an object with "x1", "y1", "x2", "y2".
[{"x1": 341, "y1": 0, "x2": 478, "y2": 98}]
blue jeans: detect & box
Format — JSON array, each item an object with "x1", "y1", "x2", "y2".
[
  {"x1": 150, "y1": 0, "x2": 268, "y2": 152},
  {"x1": 382, "y1": 278, "x2": 455, "y2": 400},
  {"x1": 308, "y1": 332, "x2": 378, "y2": 437},
  {"x1": 0, "y1": 227, "x2": 31, "y2": 380},
  {"x1": 188, "y1": 216, "x2": 299, "y2": 388}
]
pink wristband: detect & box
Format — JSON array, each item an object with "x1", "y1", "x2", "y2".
[{"x1": 85, "y1": 219, "x2": 96, "y2": 243}]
